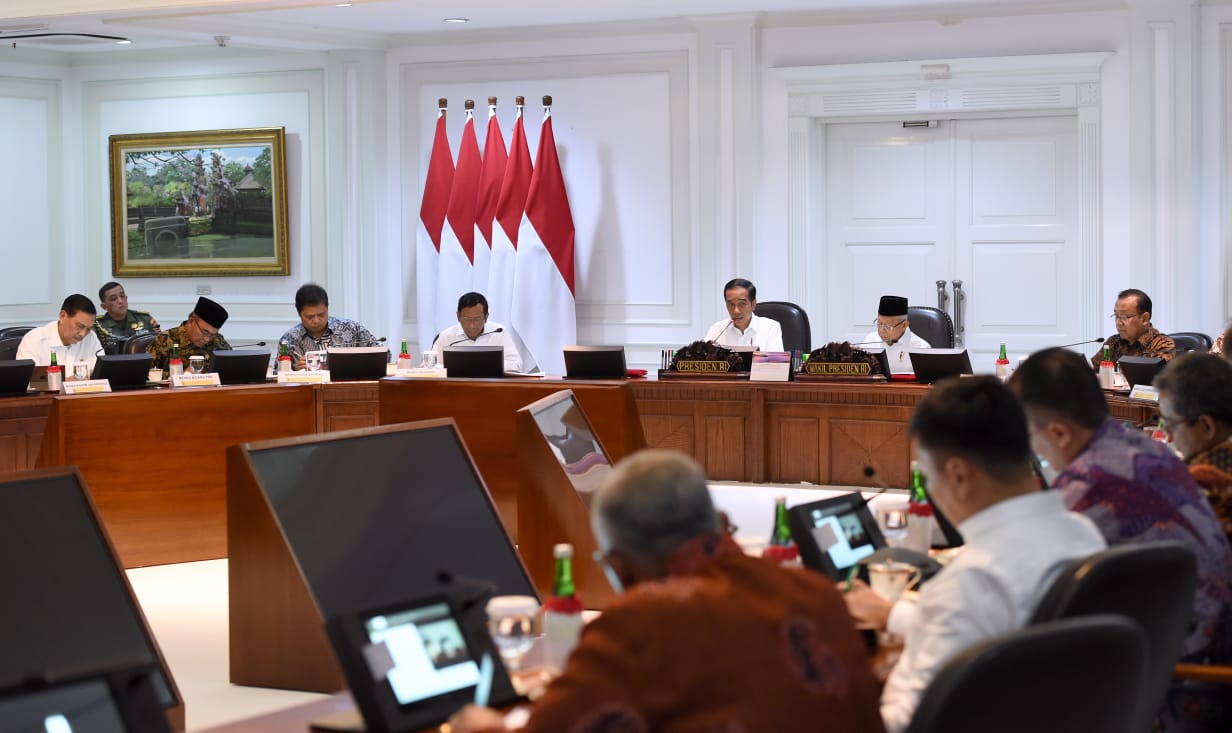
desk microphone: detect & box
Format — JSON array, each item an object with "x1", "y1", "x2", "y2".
[
  {"x1": 1057, "y1": 336, "x2": 1105, "y2": 350},
  {"x1": 229, "y1": 341, "x2": 267, "y2": 349},
  {"x1": 448, "y1": 327, "x2": 502, "y2": 347},
  {"x1": 709, "y1": 320, "x2": 736, "y2": 343}
]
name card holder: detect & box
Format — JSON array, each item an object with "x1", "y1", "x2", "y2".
[
  {"x1": 392, "y1": 368, "x2": 446, "y2": 378},
  {"x1": 278, "y1": 371, "x2": 331, "y2": 384},
  {"x1": 171, "y1": 373, "x2": 222, "y2": 388},
  {"x1": 62, "y1": 379, "x2": 113, "y2": 395},
  {"x1": 1128, "y1": 384, "x2": 1160, "y2": 402},
  {"x1": 750, "y1": 352, "x2": 792, "y2": 382}
]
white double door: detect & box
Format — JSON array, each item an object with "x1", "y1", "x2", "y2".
[{"x1": 824, "y1": 115, "x2": 1084, "y2": 372}]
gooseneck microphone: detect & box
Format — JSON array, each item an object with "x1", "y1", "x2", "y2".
[
  {"x1": 229, "y1": 341, "x2": 267, "y2": 348},
  {"x1": 1057, "y1": 336, "x2": 1105, "y2": 350},
  {"x1": 448, "y1": 327, "x2": 503, "y2": 347},
  {"x1": 709, "y1": 320, "x2": 736, "y2": 343}
]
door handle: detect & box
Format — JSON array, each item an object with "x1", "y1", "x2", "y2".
[
  {"x1": 951, "y1": 279, "x2": 966, "y2": 348},
  {"x1": 936, "y1": 280, "x2": 950, "y2": 314}
]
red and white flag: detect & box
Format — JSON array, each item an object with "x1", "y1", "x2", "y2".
[
  {"x1": 416, "y1": 102, "x2": 454, "y2": 351},
  {"x1": 474, "y1": 99, "x2": 507, "y2": 316},
  {"x1": 488, "y1": 100, "x2": 531, "y2": 323},
  {"x1": 511, "y1": 99, "x2": 576, "y2": 375},
  {"x1": 435, "y1": 104, "x2": 483, "y2": 333}
]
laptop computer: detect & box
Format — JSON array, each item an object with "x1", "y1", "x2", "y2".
[
  {"x1": 563, "y1": 346, "x2": 627, "y2": 379},
  {"x1": 0, "y1": 359, "x2": 36, "y2": 396},
  {"x1": 908, "y1": 348, "x2": 973, "y2": 384},
  {"x1": 442, "y1": 347, "x2": 504, "y2": 378},
  {"x1": 1117, "y1": 356, "x2": 1166, "y2": 388}
]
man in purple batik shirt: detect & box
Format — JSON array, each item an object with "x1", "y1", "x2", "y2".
[{"x1": 1011, "y1": 347, "x2": 1232, "y2": 732}]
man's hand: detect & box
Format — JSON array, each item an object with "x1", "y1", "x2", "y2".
[
  {"x1": 294, "y1": 355, "x2": 307, "y2": 370},
  {"x1": 446, "y1": 704, "x2": 509, "y2": 733},
  {"x1": 839, "y1": 578, "x2": 894, "y2": 630}
]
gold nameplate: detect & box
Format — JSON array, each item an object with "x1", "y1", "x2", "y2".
[
  {"x1": 674, "y1": 360, "x2": 732, "y2": 373},
  {"x1": 804, "y1": 361, "x2": 871, "y2": 376}
]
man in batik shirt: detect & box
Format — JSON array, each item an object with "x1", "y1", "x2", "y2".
[{"x1": 279, "y1": 283, "x2": 382, "y2": 370}]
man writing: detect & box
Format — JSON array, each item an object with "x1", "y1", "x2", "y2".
[
  {"x1": 703, "y1": 278, "x2": 784, "y2": 352},
  {"x1": 842, "y1": 376, "x2": 1105, "y2": 732},
  {"x1": 17, "y1": 294, "x2": 105, "y2": 371},
  {"x1": 279, "y1": 283, "x2": 382, "y2": 370},
  {"x1": 432, "y1": 292, "x2": 523, "y2": 373},
  {"x1": 1091, "y1": 288, "x2": 1175, "y2": 368},
  {"x1": 147, "y1": 297, "x2": 232, "y2": 372},
  {"x1": 450, "y1": 450, "x2": 885, "y2": 733},
  {"x1": 94, "y1": 281, "x2": 160, "y2": 355}
]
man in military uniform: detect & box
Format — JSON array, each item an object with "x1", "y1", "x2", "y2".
[
  {"x1": 147, "y1": 296, "x2": 232, "y2": 371},
  {"x1": 94, "y1": 281, "x2": 160, "y2": 354}
]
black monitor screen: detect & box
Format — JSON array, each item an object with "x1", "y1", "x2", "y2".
[
  {"x1": 243, "y1": 423, "x2": 536, "y2": 617},
  {"x1": 525, "y1": 391, "x2": 613, "y2": 509},
  {"x1": 1118, "y1": 356, "x2": 1166, "y2": 388},
  {"x1": 212, "y1": 350, "x2": 271, "y2": 385},
  {"x1": 442, "y1": 347, "x2": 503, "y2": 379},
  {"x1": 563, "y1": 346, "x2": 626, "y2": 379},
  {"x1": 0, "y1": 359, "x2": 35, "y2": 396},
  {"x1": 91, "y1": 354, "x2": 153, "y2": 391},
  {"x1": 327, "y1": 347, "x2": 388, "y2": 381},
  {"x1": 0, "y1": 679, "x2": 126, "y2": 733},
  {"x1": 0, "y1": 470, "x2": 175, "y2": 708}
]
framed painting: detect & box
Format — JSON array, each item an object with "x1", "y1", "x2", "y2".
[{"x1": 109, "y1": 127, "x2": 290, "y2": 277}]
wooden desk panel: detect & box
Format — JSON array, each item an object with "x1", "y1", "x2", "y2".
[
  {"x1": 0, "y1": 395, "x2": 51, "y2": 474},
  {"x1": 315, "y1": 381, "x2": 380, "y2": 433},
  {"x1": 36, "y1": 385, "x2": 317, "y2": 568},
  {"x1": 630, "y1": 381, "x2": 760, "y2": 482}
]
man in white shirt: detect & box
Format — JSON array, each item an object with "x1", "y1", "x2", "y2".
[
  {"x1": 17, "y1": 294, "x2": 104, "y2": 372},
  {"x1": 431, "y1": 292, "x2": 523, "y2": 373},
  {"x1": 703, "y1": 278, "x2": 784, "y2": 351},
  {"x1": 841, "y1": 376, "x2": 1105, "y2": 733},
  {"x1": 860, "y1": 295, "x2": 930, "y2": 375}
]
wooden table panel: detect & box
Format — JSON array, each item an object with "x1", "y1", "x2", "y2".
[
  {"x1": 0, "y1": 395, "x2": 51, "y2": 474},
  {"x1": 36, "y1": 385, "x2": 317, "y2": 568},
  {"x1": 315, "y1": 381, "x2": 380, "y2": 433},
  {"x1": 631, "y1": 381, "x2": 760, "y2": 481}
]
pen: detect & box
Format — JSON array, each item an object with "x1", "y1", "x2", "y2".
[
  {"x1": 474, "y1": 652, "x2": 493, "y2": 708},
  {"x1": 843, "y1": 564, "x2": 859, "y2": 593}
]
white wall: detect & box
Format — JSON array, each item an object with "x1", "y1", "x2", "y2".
[{"x1": 0, "y1": 3, "x2": 1228, "y2": 363}]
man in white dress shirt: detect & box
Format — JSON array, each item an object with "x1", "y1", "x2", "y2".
[
  {"x1": 17, "y1": 294, "x2": 104, "y2": 372},
  {"x1": 860, "y1": 295, "x2": 930, "y2": 375},
  {"x1": 703, "y1": 278, "x2": 783, "y2": 352},
  {"x1": 431, "y1": 292, "x2": 523, "y2": 373},
  {"x1": 841, "y1": 376, "x2": 1105, "y2": 733}
]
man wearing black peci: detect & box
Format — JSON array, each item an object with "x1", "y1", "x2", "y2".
[{"x1": 431, "y1": 292, "x2": 523, "y2": 372}]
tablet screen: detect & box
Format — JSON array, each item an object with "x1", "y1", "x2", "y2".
[
  {"x1": 807, "y1": 504, "x2": 877, "y2": 570},
  {"x1": 364, "y1": 603, "x2": 480, "y2": 707}
]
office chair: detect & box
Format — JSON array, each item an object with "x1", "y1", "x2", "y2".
[
  {"x1": 1030, "y1": 541, "x2": 1196, "y2": 733},
  {"x1": 1169, "y1": 332, "x2": 1213, "y2": 354},
  {"x1": 0, "y1": 326, "x2": 35, "y2": 339},
  {"x1": 753, "y1": 301, "x2": 811, "y2": 353},
  {"x1": 124, "y1": 333, "x2": 160, "y2": 354},
  {"x1": 906, "y1": 306, "x2": 955, "y2": 348},
  {"x1": 905, "y1": 615, "x2": 1146, "y2": 733},
  {"x1": 0, "y1": 336, "x2": 22, "y2": 362}
]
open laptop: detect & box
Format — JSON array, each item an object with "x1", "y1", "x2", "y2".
[
  {"x1": 0, "y1": 359, "x2": 36, "y2": 396},
  {"x1": 908, "y1": 348, "x2": 973, "y2": 384},
  {"x1": 563, "y1": 346, "x2": 627, "y2": 379}
]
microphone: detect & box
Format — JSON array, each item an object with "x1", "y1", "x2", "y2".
[
  {"x1": 1057, "y1": 336, "x2": 1105, "y2": 349},
  {"x1": 229, "y1": 341, "x2": 267, "y2": 348},
  {"x1": 448, "y1": 327, "x2": 503, "y2": 347},
  {"x1": 709, "y1": 320, "x2": 736, "y2": 344},
  {"x1": 853, "y1": 465, "x2": 895, "y2": 511}
]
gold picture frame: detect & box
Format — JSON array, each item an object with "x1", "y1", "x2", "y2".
[{"x1": 109, "y1": 127, "x2": 290, "y2": 277}]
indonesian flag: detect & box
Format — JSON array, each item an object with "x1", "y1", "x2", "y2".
[
  {"x1": 511, "y1": 102, "x2": 576, "y2": 376},
  {"x1": 474, "y1": 100, "x2": 506, "y2": 316},
  {"x1": 416, "y1": 104, "x2": 453, "y2": 351},
  {"x1": 488, "y1": 102, "x2": 531, "y2": 324},
  {"x1": 435, "y1": 105, "x2": 483, "y2": 333}
]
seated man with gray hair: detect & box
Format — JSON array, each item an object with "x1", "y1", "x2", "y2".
[{"x1": 449, "y1": 449, "x2": 885, "y2": 733}]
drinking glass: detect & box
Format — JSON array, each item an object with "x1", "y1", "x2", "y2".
[
  {"x1": 485, "y1": 595, "x2": 540, "y2": 671},
  {"x1": 421, "y1": 351, "x2": 438, "y2": 369},
  {"x1": 189, "y1": 355, "x2": 206, "y2": 374},
  {"x1": 875, "y1": 500, "x2": 910, "y2": 548}
]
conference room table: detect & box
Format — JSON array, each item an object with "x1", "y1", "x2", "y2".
[{"x1": 0, "y1": 375, "x2": 1160, "y2": 568}]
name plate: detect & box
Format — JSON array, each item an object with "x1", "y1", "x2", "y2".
[
  {"x1": 278, "y1": 371, "x2": 331, "y2": 384},
  {"x1": 171, "y1": 373, "x2": 222, "y2": 388},
  {"x1": 62, "y1": 379, "x2": 112, "y2": 395},
  {"x1": 674, "y1": 360, "x2": 731, "y2": 373},
  {"x1": 1128, "y1": 384, "x2": 1160, "y2": 402},
  {"x1": 393, "y1": 368, "x2": 446, "y2": 378},
  {"x1": 804, "y1": 361, "x2": 871, "y2": 376},
  {"x1": 750, "y1": 352, "x2": 792, "y2": 382}
]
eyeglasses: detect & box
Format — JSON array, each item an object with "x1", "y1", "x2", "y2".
[
  {"x1": 1111, "y1": 313, "x2": 1142, "y2": 323},
  {"x1": 193, "y1": 318, "x2": 217, "y2": 340},
  {"x1": 458, "y1": 316, "x2": 486, "y2": 324},
  {"x1": 1157, "y1": 413, "x2": 1196, "y2": 433},
  {"x1": 875, "y1": 319, "x2": 908, "y2": 332}
]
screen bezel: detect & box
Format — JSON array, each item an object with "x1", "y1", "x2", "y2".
[
  {"x1": 442, "y1": 347, "x2": 504, "y2": 379},
  {"x1": 907, "y1": 348, "x2": 974, "y2": 384},
  {"x1": 787, "y1": 493, "x2": 887, "y2": 581},
  {"x1": 0, "y1": 359, "x2": 35, "y2": 396},
  {"x1": 325, "y1": 592, "x2": 521, "y2": 733},
  {"x1": 1117, "y1": 356, "x2": 1166, "y2": 388},
  {"x1": 90, "y1": 354, "x2": 153, "y2": 391},
  {"x1": 562, "y1": 346, "x2": 627, "y2": 379},
  {"x1": 326, "y1": 347, "x2": 389, "y2": 381},
  {"x1": 211, "y1": 349, "x2": 271, "y2": 385}
]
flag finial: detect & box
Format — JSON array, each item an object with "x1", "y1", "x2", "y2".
[
  {"x1": 488, "y1": 96, "x2": 497, "y2": 106},
  {"x1": 515, "y1": 95, "x2": 525, "y2": 106},
  {"x1": 542, "y1": 95, "x2": 552, "y2": 107},
  {"x1": 464, "y1": 99, "x2": 475, "y2": 111}
]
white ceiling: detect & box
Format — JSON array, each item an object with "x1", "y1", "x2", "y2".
[{"x1": 0, "y1": 0, "x2": 1122, "y2": 54}]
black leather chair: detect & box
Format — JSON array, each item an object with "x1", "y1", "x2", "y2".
[
  {"x1": 0, "y1": 326, "x2": 34, "y2": 339},
  {"x1": 1170, "y1": 331, "x2": 1213, "y2": 354},
  {"x1": 0, "y1": 336, "x2": 22, "y2": 362},
  {"x1": 124, "y1": 333, "x2": 159, "y2": 354},
  {"x1": 906, "y1": 306, "x2": 955, "y2": 348},
  {"x1": 1030, "y1": 541, "x2": 1196, "y2": 733},
  {"x1": 905, "y1": 615, "x2": 1146, "y2": 733},
  {"x1": 753, "y1": 301, "x2": 811, "y2": 353}
]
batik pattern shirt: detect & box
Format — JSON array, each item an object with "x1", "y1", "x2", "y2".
[
  {"x1": 1091, "y1": 326, "x2": 1176, "y2": 368},
  {"x1": 1190, "y1": 442, "x2": 1232, "y2": 548},
  {"x1": 147, "y1": 323, "x2": 232, "y2": 371}
]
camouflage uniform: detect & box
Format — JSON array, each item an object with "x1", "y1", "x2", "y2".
[
  {"x1": 1090, "y1": 326, "x2": 1176, "y2": 369},
  {"x1": 147, "y1": 322, "x2": 232, "y2": 371},
  {"x1": 94, "y1": 310, "x2": 160, "y2": 354}
]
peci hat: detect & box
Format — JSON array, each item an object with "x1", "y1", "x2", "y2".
[
  {"x1": 193, "y1": 297, "x2": 229, "y2": 330},
  {"x1": 878, "y1": 295, "x2": 909, "y2": 318}
]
